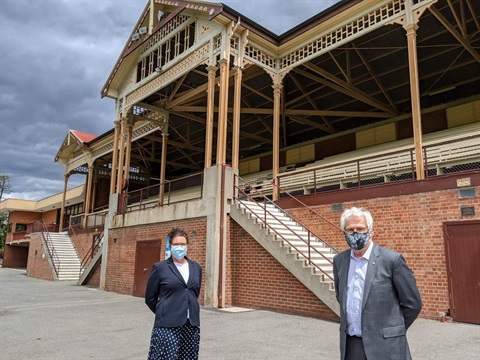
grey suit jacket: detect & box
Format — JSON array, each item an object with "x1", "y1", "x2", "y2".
[{"x1": 333, "y1": 243, "x2": 422, "y2": 360}]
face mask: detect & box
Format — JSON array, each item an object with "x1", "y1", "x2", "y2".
[
  {"x1": 171, "y1": 245, "x2": 187, "y2": 259},
  {"x1": 345, "y1": 232, "x2": 370, "y2": 251}
]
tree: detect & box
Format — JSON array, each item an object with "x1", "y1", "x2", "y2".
[
  {"x1": 0, "y1": 211, "x2": 7, "y2": 252},
  {"x1": 0, "y1": 175, "x2": 12, "y2": 201}
]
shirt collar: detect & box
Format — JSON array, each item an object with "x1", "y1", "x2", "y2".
[{"x1": 350, "y1": 241, "x2": 374, "y2": 260}]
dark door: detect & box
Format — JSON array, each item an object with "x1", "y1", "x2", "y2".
[
  {"x1": 444, "y1": 221, "x2": 480, "y2": 324},
  {"x1": 133, "y1": 240, "x2": 161, "y2": 297}
]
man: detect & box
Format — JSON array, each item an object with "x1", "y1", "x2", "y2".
[{"x1": 333, "y1": 207, "x2": 422, "y2": 360}]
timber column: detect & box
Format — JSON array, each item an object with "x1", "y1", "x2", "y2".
[
  {"x1": 406, "y1": 24, "x2": 425, "y2": 180},
  {"x1": 204, "y1": 66, "x2": 217, "y2": 168},
  {"x1": 59, "y1": 173, "x2": 70, "y2": 231},
  {"x1": 216, "y1": 58, "x2": 229, "y2": 165},
  {"x1": 404, "y1": 0, "x2": 425, "y2": 180},
  {"x1": 109, "y1": 120, "x2": 120, "y2": 194},
  {"x1": 83, "y1": 161, "x2": 94, "y2": 228},
  {"x1": 116, "y1": 117, "x2": 127, "y2": 193},
  {"x1": 231, "y1": 66, "x2": 243, "y2": 169},
  {"x1": 159, "y1": 131, "x2": 168, "y2": 206},
  {"x1": 272, "y1": 83, "x2": 282, "y2": 201}
]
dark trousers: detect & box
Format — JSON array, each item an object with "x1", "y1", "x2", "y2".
[{"x1": 345, "y1": 334, "x2": 367, "y2": 360}]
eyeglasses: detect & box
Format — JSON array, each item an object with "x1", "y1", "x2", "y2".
[
  {"x1": 344, "y1": 227, "x2": 368, "y2": 235},
  {"x1": 171, "y1": 243, "x2": 187, "y2": 246}
]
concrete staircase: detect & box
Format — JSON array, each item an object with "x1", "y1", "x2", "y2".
[
  {"x1": 230, "y1": 200, "x2": 340, "y2": 316},
  {"x1": 44, "y1": 232, "x2": 82, "y2": 281}
]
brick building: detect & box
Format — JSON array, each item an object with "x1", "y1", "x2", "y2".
[{"x1": 3, "y1": 0, "x2": 479, "y2": 325}]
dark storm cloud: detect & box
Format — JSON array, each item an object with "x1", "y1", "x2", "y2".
[{"x1": 0, "y1": 0, "x2": 337, "y2": 200}]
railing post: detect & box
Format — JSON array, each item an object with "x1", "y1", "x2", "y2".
[{"x1": 357, "y1": 160, "x2": 361, "y2": 188}]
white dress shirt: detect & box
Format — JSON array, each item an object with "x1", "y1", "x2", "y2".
[{"x1": 346, "y1": 242, "x2": 374, "y2": 336}]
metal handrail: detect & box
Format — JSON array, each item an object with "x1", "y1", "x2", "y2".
[
  {"x1": 37, "y1": 219, "x2": 60, "y2": 277},
  {"x1": 271, "y1": 181, "x2": 344, "y2": 242},
  {"x1": 79, "y1": 231, "x2": 104, "y2": 275},
  {"x1": 234, "y1": 174, "x2": 340, "y2": 281},
  {"x1": 272, "y1": 133, "x2": 479, "y2": 195}
]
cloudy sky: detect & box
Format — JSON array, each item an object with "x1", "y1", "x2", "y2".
[{"x1": 0, "y1": 0, "x2": 338, "y2": 201}]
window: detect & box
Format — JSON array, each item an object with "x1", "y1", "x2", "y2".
[{"x1": 15, "y1": 223, "x2": 27, "y2": 232}]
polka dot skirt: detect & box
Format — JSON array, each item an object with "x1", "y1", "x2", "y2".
[{"x1": 148, "y1": 321, "x2": 200, "y2": 360}]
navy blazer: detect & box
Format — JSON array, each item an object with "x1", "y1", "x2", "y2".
[{"x1": 145, "y1": 256, "x2": 202, "y2": 328}]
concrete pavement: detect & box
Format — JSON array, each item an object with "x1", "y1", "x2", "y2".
[{"x1": 0, "y1": 267, "x2": 478, "y2": 359}]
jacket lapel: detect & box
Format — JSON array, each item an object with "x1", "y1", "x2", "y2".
[
  {"x1": 362, "y1": 243, "x2": 380, "y2": 310},
  {"x1": 339, "y1": 251, "x2": 350, "y2": 312},
  {"x1": 167, "y1": 257, "x2": 187, "y2": 285}
]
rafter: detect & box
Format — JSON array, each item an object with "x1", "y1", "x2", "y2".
[
  {"x1": 351, "y1": 42, "x2": 399, "y2": 113},
  {"x1": 289, "y1": 73, "x2": 332, "y2": 129},
  {"x1": 300, "y1": 63, "x2": 397, "y2": 115},
  {"x1": 429, "y1": 6, "x2": 480, "y2": 63}
]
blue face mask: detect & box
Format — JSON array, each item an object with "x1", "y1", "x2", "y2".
[
  {"x1": 345, "y1": 232, "x2": 370, "y2": 251},
  {"x1": 171, "y1": 245, "x2": 187, "y2": 259}
]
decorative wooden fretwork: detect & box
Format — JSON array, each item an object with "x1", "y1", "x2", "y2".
[
  {"x1": 280, "y1": 0, "x2": 436, "y2": 69},
  {"x1": 213, "y1": 34, "x2": 222, "y2": 53},
  {"x1": 230, "y1": 36, "x2": 239, "y2": 52},
  {"x1": 132, "y1": 121, "x2": 162, "y2": 141},
  {"x1": 141, "y1": 11, "x2": 177, "y2": 53},
  {"x1": 91, "y1": 143, "x2": 114, "y2": 160},
  {"x1": 243, "y1": 43, "x2": 276, "y2": 71},
  {"x1": 126, "y1": 42, "x2": 210, "y2": 107},
  {"x1": 137, "y1": 19, "x2": 196, "y2": 83}
]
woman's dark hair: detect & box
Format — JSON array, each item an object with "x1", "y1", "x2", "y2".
[{"x1": 168, "y1": 228, "x2": 189, "y2": 244}]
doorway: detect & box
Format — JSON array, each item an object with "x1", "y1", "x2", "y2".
[
  {"x1": 444, "y1": 220, "x2": 480, "y2": 324},
  {"x1": 133, "y1": 240, "x2": 161, "y2": 297}
]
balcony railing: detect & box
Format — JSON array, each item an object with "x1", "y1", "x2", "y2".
[
  {"x1": 70, "y1": 209, "x2": 108, "y2": 230},
  {"x1": 117, "y1": 172, "x2": 204, "y2": 214},
  {"x1": 240, "y1": 133, "x2": 480, "y2": 198}
]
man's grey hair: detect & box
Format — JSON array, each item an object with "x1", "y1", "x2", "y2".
[{"x1": 340, "y1": 207, "x2": 374, "y2": 231}]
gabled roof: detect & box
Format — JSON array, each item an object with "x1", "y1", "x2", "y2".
[
  {"x1": 101, "y1": 0, "x2": 357, "y2": 99},
  {"x1": 71, "y1": 130, "x2": 97, "y2": 144},
  {"x1": 55, "y1": 130, "x2": 97, "y2": 163}
]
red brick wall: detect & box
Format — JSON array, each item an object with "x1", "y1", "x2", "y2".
[
  {"x1": 286, "y1": 186, "x2": 480, "y2": 319},
  {"x1": 71, "y1": 232, "x2": 100, "y2": 262},
  {"x1": 42, "y1": 209, "x2": 58, "y2": 226},
  {"x1": 85, "y1": 259, "x2": 101, "y2": 287},
  {"x1": 2, "y1": 244, "x2": 28, "y2": 268},
  {"x1": 106, "y1": 217, "x2": 207, "y2": 303},
  {"x1": 228, "y1": 217, "x2": 339, "y2": 321},
  {"x1": 225, "y1": 217, "x2": 233, "y2": 305},
  {"x1": 26, "y1": 233, "x2": 54, "y2": 281},
  {"x1": 8, "y1": 211, "x2": 42, "y2": 226}
]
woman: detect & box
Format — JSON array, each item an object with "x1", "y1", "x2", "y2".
[{"x1": 145, "y1": 228, "x2": 202, "y2": 360}]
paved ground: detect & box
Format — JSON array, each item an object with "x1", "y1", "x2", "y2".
[{"x1": 0, "y1": 267, "x2": 478, "y2": 359}]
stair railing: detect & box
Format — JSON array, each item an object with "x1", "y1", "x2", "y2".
[
  {"x1": 233, "y1": 174, "x2": 340, "y2": 281},
  {"x1": 38, "y1": 219, "x2": 60, "y2": 277},
  {"x1": 79, "y1": 232, "x2": 104, "y2": 276}
]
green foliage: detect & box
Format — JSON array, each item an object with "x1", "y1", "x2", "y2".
[
  {"x1": 0, "y1": 212, "x2": 7, "y2": 251},
  {"x1": 0, "y1": 175, "x2": 11, "y2": 250}
]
